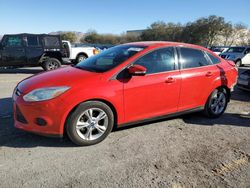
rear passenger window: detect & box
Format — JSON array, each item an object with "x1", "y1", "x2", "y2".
[
  {"x1": 26, "y1": 36, "x2": 39, "y2": 46},
  {"x1": 44, "y1": 36, "x2": 60, "y2": 48},
  {"x1": 206, "y1": 52, "x2": 221, "y2": 64},
  {"x1": 179, "y1": 48, "x2": 211, "y2": 69},
  {"x1": 134, "y1": 47, "x2": 175, "y2": 74}
]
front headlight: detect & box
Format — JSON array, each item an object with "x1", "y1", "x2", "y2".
[{"x1": 23, "y1": 86, "x2": 70, "y2": 102}]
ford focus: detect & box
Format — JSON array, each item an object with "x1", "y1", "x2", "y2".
[{"x1": 13, "y1": 42, "x2": 238, "y2": 146}]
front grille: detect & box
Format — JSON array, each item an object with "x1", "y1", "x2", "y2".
[{"x1": 16, "y1": 105, "x2": 28, "y2": 124}]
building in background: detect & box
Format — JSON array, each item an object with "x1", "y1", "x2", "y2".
[{"x1": 126, "y1": 30, "x2": 146, "y2": 37}]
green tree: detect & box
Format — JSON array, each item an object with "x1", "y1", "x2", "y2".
[
  {"x1": 61, "y1": 32, "x2": 77, "y2": 43},
  {"x1": 221, "y1": 22, "x2": 233, "y2": 45},
  {"x1": 141, "y1": 22, "x2": 183, "y2": 42},
  {"x1": 84, "y1": 31, "x2": 100, "y2": 43},
  {"x1": 182, "y1": 15, "x2": 227, "y2": 46}
]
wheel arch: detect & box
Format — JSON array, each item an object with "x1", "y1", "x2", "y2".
[
  {"x1": 207, "y1": 85, "x2": 231, "y2": 103},
  {"x1": 76, "y1": 52, "x2": 88, "y2": 59},
  {"x1": 235, "y1": 58, "x2": 241, "y2": 63},
  {"x1": 63, "y1": 98, "x2": 118, "y2": 136},
  {"x1": 216, "y1": 85, "x2": 231, "y2": 102},
  {"x1": 39, "y1": 52, "x2": 63, "y2": 63}
]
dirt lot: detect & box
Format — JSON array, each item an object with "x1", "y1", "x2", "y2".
[{"x1": 0, "y1": 67, "x2": 250, "y2": 188}]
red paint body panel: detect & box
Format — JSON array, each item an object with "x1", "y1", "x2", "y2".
[
  {"x1": 13, "y1": 42, "x2": 238, "y2": 137},
  {"x1": 123, "y1": 70, "x2": 181, "y2": 122}
]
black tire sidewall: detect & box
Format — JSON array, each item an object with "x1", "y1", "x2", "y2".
[
  {"x1": 42, "y1": 58, "x2": 61, "y2": 71},
  {"x1": 77, "y1": 55, "x2": 87, "y2": 63},
  {"x1": 235, "y1": 60, "x2": 242, "y2": 67},
  {"x1": 66, "y1": 101, "x2": 114, "y2": 146},
  {"x1": 205, "y1": 88, "x2": 228, "y2": 118}
]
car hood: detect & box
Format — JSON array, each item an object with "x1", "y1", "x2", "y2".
[{"x1": 18, "y1": 66, "x2": 100, "y2": 94}]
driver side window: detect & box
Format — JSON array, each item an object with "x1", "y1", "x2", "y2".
[{"x1": 134, "y1": 47, "x2": 175, "y2": 74}]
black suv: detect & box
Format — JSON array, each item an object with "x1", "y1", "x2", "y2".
[{"x1": 0, "y1": 34, "x2": 66, "y2": 71}]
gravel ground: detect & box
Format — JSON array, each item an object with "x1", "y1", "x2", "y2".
[{"x1": 0, "y1": 67, "x2": 250, "y2": 188}]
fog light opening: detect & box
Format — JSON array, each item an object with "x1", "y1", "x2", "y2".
[{"x1": 35, "y1": 118, "x2": 47, "y2": 126}]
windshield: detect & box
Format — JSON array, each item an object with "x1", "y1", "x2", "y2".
[
  {"x1": 75, "y1": 45, "x2": 146, "y2": 72},
  {"x1": 226, "y1": 47, "x2": 245, "y2": 53}
]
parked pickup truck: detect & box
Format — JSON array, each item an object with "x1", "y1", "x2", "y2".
[
  {"x1": 62, "y1": 40, "x2": 99, "y2": 64},
  {"x1": 0, "y1": 33, "x2": 68, "y2": 71}
]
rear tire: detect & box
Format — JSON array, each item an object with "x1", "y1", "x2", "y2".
[
  {"x1": 76, "y1": 54, "x2": 87, "y2": 64},
  {"x1": 42, "y1": 58, "x2": 61, "y2": 71},
  {"x1": 66, "y1": 101, "x2": 114, "y2": 146},
  {"x1": 204, "y1": 88, "x2": 228, "y2": 118}
]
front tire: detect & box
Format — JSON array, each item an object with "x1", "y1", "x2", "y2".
[
  {"x1": 42, "y1": 58, "x2": 61, "y2": 71},
  {"x1": 204, "y1": 88, "x2": 228, "y2": 118},
  {"x1": 235, "y1": 60, "x2": 242, "y2": 67},
  {"x1": 66, "y1": 101, "x2": 114, "y2": 146}
]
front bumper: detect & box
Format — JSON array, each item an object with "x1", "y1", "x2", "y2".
[
  {"x1": 13, "y1": 92, "x2": 66, "y2": 137},
  {"x1": 237, "y1": 78, "x2": 250, "y2": 91}
]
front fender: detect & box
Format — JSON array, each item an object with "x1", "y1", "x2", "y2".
[{"x1": 58, "y1": 87, "x2": 124, "y2": 135}]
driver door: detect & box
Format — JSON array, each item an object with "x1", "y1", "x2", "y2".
[
  {"x1": 1, "y1": 35, "x2": 26, "y2": 66},
  {"x1": 123, "y1": 47, "x2": 181, "y2": 123}
]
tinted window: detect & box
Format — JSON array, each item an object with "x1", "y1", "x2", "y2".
[
  {"x1": 44, "y1": 36, "x2": 60, "y2": 47},
  {"x1": 212, "y1": 48, "x2": 223, "y2": 53},
  {"x1": 26, "y1": 36, "x2": 39, "y2": 46},
  {"x1": 134, "y1": 47, "x2": 175, "y2": 74},
  {"x1": 206, "y1": 52, "x2": 221, "y2": 64},
  {"x1": 76, "y1": 45, "x2": 146, "y2": 72},
  {"x1": 5, "y1": 36, "x2": 22, "y2": 47},
  {"x1": 179, "y1": 48, "x2": 211, "y2": 69},
  {"x1": 226, "y1": 47, "x2": 245, "y2": 53}
]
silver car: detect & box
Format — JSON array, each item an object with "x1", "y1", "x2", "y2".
[{"x1": 220, "y1": 46, "x2": 250, "y2": 67}]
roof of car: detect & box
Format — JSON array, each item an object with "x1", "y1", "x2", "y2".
[
  {"x1": 125, "y1": 41, "x2": 208, "y2": 50},
  {"x1": 228, "y1": 46, "x2": 250, "y2": 48},
  {"x1": 4, "y1": 33, "x2": 60, "y2": 37}
]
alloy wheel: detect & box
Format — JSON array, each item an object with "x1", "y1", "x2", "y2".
[
  {"x1": 76, "y1": 108, "x2": 108, "y2": 141},
  {"x1": 48, "y1": 61, "x2": 59, "y2": 70},
  {"x1": 210, "y1": 91, "x2": 226, "y2": 115}
]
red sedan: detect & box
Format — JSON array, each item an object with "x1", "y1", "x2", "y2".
[{"x1": 13, "y1": 42, "x2": 238, "y2": 145}]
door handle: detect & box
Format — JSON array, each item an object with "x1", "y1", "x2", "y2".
[
  {"x1": 165, "y1": 77, "x2": 175, "y2": 83},
  {"x1": 205, "y1": 71, "x2": 213, "y2": 77}
]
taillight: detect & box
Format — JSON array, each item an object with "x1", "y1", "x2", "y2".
[{"x1": 93, "y1": 48, "x2": 99, "y2": 55}]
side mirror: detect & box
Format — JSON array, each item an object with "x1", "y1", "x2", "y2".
[{"x1": 128, "y1": 65, "x2": 147, "y2": 76}]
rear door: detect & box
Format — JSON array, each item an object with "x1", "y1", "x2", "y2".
[
  {"x1": 24, "y1": 35, "x2": 43, "y2": 65},
  {"x1": 1, "y1": 35, "x2": 26, "y2": 66},
  {"x1": 177, "y1": 47, "x2": 218, "y2": 111}
]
